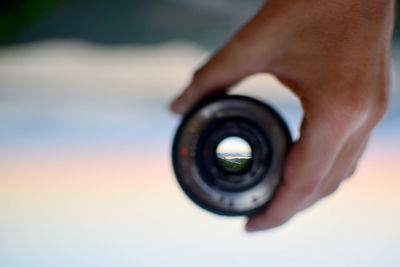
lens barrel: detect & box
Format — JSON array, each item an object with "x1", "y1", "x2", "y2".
[{"x1": 172, "y1": 94, "x2": 292, "y2": 216}]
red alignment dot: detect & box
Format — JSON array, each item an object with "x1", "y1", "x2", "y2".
[{"x1": 180, "y1": 148, "x2": 190, "y2": 157}]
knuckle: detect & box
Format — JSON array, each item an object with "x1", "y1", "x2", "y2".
[
  {"x1": 327, "y1": 86, "x2": 389, "y2": 131},
  {"x1": 300, "y1": 183, "x2": 319, "y2": 196},
  {"x1": 344, "y1": 166, "x2": 357, "y2": 179},
  {"x1": 367, "y1": 94, "x2": 389, "y2": 126},
  {"x1": 285, "y1": 169, "x2": 321, "y2": 196},
  {"x1": 292, "y1": 179, "x2": 320, "y2": 196},
  {"x1": 331, "y1": 100, "x2": 369, "y2": 127},
  {"x1": 324, "y1": 182, "x2": 340, "y2": 196},
  {"x1": 345, "y1": 167, "x2": 357, "y2": 179}
]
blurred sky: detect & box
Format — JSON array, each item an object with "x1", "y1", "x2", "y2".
[
  {"x1": 216, "y1": 137, "x2": 252, "y2": 154},
  {"x1": 0, "y1": 1, "x2": 400, "y2": 267}
]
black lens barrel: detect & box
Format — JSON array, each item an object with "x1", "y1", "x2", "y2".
[{"x1": 172, "y1": 94, "x2": 292, "y2": 216}]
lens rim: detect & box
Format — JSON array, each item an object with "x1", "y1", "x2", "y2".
[{"x1": 172, "y1": 94, "x2": 292, "y2": 216}]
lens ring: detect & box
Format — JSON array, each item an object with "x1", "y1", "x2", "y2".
[{"x1": 172, "y1": 94, "x2": 292, "y2": 216}]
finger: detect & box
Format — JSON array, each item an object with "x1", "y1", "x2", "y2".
[
  {"x1": 169, "y1": 2, "x2": 278, "y2": 114},
  {"x1": 305, "y1": 134, "x2": 370, "y2": 206},
  {"x1": 295, "y1": 131, "x2": 369, "y2": 213},
  {"x1": 170, "y1": 43, "x2": 259, "y2": 114},
  {"x1": 246, "y1": 111, "x2": 351, "y2": 232}
]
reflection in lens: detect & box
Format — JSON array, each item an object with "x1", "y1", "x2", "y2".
[{"x1": 216, "y1": 137, "x2": 252, "y2": 172}]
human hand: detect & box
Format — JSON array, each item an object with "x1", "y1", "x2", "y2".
[{"x1": 170, "y1": 0, "x2": 395, "y2": 232}]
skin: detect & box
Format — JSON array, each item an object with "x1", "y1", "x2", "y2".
[{"x1": 170, "y1": 0, "x2": 395, "y2": 232}]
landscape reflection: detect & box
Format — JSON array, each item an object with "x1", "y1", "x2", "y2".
[{"x1": 216, "y1": 136, "x2": 252, "y2": 172}]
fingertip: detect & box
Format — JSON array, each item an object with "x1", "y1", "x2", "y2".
[
  {"x1": 170, "y1": 85, "x2": 199, "y2": 114},
  {"x1": 169, "y1": 99, "x2": 185, "y2": 114},
  {"x1": 169, "y1": 90, "x2": 191, "y2": 114},
  {"x1": 245, "y1": 214, "x2": 270, "y2": 233},
  {"x1": 245, "y1": 222, "x2": 262, "y2": 233}
]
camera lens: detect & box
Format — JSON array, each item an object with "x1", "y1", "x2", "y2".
[{"x1": 172, "y1": 94, "x2": 291, "y2": 216}]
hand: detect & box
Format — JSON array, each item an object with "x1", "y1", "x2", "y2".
[{"x1": 170, "y1": 0, "x2": 395, "y2": 232}]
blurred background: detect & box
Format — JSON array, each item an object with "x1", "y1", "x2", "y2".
[{"x1": 0, "y1": 1, "x2": 399, "y2": 266}]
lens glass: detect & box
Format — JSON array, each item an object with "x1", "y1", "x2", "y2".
[{"x1": 216, "y1": 136, "x2": 252, "y2": 173}]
